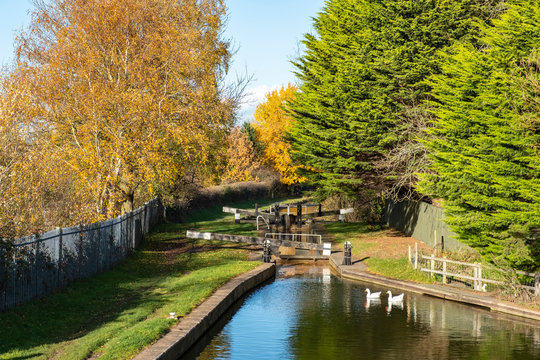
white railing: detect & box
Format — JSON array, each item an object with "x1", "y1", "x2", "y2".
[
  {"x1": 264, "y1": 233, "x2": 322, "y2": 244},
  {"x1": 408, "y1": 245, "x2": 539, "y2": 296}
]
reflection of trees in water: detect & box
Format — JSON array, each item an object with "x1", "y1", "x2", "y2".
[
  {"x1": 288, "y1": 277, "x2": 539, "y2": 360},
  {"x1": 196, "y1": 327, "x2": 232, "y2": 360}
]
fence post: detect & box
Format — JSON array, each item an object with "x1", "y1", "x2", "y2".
[
  {"x1": 442, "y1": 257, "x2": 447, "y2": 284},
  {"x1": 78, "y1": 224, "x2": 83, "y2": 280},
  {"x1": 408, "y1": 245, "x2": 411, "y2": 264},
  {"x1": 57, "y1": 227, "x2": 63, "y2": 287},
  {"x1": 478, "y1": 264, "x2": 483, "y2": 291},
  {"x1": 535, "y1": 273, "x2": 540, "y2": 297},
  {"x1": 414, "y1": 243, "x2": 418, "y2": 270},
  {"x1": 473, "y1": 263, "x2": 478, "y2": 290},
  {"x1": 430, "y1": 254, "x2": 435, "y2": 278},
  {"x1": 32, "y1": 234, "x2": 38, "y2": 299}
]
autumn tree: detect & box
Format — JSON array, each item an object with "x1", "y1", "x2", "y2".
[
  {"x1": 4, "y1": 0, "x2": 236, "y2": 223},
  {"x1": 222, "y1": 126, "x2": 260, "y2": 183},
  {"x1": 253, "y1": 84, "x2": 305, "y2": 185}
]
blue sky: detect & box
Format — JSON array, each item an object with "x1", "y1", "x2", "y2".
[{"x1": 0, "y1": 0, "x2": 326, "y2": 122}]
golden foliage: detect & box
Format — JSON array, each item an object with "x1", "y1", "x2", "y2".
[
  {"x1": 253, "y1": 84, "x2": 305, "y2": 185},
  {"x1": 0, "y1": 0, "x2": 236, "y2": 236},
  {"x1": 222, "y1": 127, "x2": 259, "y2": 183}
]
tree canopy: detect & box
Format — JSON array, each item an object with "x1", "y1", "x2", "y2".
[
  {"x1": 0, "y1": 0, "x2": 236, "y2": 235},
  {"x1": 288, "y1": 0, "x2": 502, "y2": 199},
  {"x1": 253, "y1": 84, "x2": 306, "y2": 185},
  {"x1": 420, "y1": 1, "x2": 540, "y2": 268}
]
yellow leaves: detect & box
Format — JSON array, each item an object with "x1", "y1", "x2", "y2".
[
  {"x1": 0, "y1": 0, "x2": 235, "y2": 236},
  {"x1": 222, "y1": 127, "x2": 259, "y2": 183},
  {"x1": 253, "y1": 84, "x2": 306, "y2": 185}
]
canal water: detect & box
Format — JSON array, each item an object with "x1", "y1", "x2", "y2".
[{"x1": 182, "y1": 265, "x2": 540, "y2": 360}]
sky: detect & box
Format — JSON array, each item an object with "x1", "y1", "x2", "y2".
[{"x1": 0, "y1": 0, "x2": 326, "y2": 122}]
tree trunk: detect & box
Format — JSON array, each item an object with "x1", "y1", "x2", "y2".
[{"x1": 121, "y1": 192, "x2": 134, "y2": 214}]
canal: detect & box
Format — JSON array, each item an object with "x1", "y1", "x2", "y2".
[{"x1": 182, "y1": 265, "x2": 540, "y2": 360}]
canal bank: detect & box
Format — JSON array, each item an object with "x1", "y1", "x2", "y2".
[
  {"x1": 134, "y1": 263, "x2": 276, "y2": 360},
  {"x1": 329, "y1": 252, "x2": 540, "y2": 323}
]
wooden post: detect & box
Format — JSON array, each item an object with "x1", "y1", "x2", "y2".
[
  {"x1": 414, "y1": 243, "x2": 418, "y2": 270},
  {"x1": 534, "y1": 273, "x2": 540, "y2": 297},
  {"x1": 478, "y1": 264, "x2": 483, "y2": 290},
  {"x1": 441, "y1": 235, "x2": 445, "y2": 253},
  {"x1": 255, "y1": 203, "x2": 258, "y2": 218},
  {"x1": 430, "y1": 254, "x2": 435, "y2": 279},
  {"x1": 442, "y1": 257, "x2": 447, "y2": 284},
  {"x1": 473, "y1": 263, "x2": 478, "y2": 290},
  {"x1": 408, "y1": 245, "x2": 411, "y2": 264},
  {"x1": 297, "y1": 204, "x2": 302, "y2": 226}
]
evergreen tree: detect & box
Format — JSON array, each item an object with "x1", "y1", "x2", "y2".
[
  {"x1": 288, "y1": 0, "x2": 501, "y2": 200},
  {"x1": 420, "y1": 1, "x2": 540, "y2": 269}
]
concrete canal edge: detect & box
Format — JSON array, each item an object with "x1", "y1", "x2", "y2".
[
  {"x1": 329, "y1": 252, "x2": 540, "y2": 323},
  {"x1": 133, "y1": 263, "x2": 276, "y2": 360}
]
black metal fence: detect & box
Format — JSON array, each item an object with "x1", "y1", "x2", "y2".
[{"x1": 0, "y1": 198, "x2": 163, "y2": 311}]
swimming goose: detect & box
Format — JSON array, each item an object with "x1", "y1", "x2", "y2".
[
  {"x1": 365, "y1": 288, "x2": 381, "y2": 299},
  {"x1": 386, "y1": 290, "x2": 404, "y2": 302}
]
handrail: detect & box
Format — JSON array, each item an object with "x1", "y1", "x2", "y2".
[
  {"x1": 264, "y1": 232, "x2": 322, "y2": 244},
  {"x1": 417, "y1": 252, "x2": 539, "y2": 295}
]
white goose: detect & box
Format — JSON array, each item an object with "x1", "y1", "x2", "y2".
[
  {"x1": 386, "y1": 290, "x2": 404, "y2": 302},
  {"x1": 365, "y1": 288, "x2": 381, "y2": 299}
]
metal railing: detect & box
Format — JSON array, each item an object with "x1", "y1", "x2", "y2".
[
  {"x1": 264, "y1": 232, "x2": 322, "y2": 244},
  {"x1": 0, "y1": 198, "x2": 164, "y2": 311}
]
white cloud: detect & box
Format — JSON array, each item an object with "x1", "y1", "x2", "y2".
[{"x1": 236, "y1": 84, "x2": 280, "y2": 122}]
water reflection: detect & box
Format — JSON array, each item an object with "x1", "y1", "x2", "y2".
[{"x1": 185, "y1": 266, "x2": 540, "y2": 360}]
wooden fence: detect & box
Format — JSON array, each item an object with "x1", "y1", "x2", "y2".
[
  {"x1": 408, "y1": 246, "x2": 540, "y2": 296},
  {"x1": 0, "y1": 198, "x2": 164, "y2": 311}
]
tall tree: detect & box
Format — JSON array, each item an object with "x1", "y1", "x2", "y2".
[
  {"x1": 288, "y1": 0, "x2": 502, "y2": 200},
  {"x1": 6, "y1": 0, "x2": 235, "y2": 221},
  {"x1": 253, "y1": 84, "x2": 306, "y2": 185},
  {"x1": 222, "y1": 126, "x2": 260, "y2": 183},
  {"x1": 420, "y1": 1, "x2": 540, "y2": 269}
]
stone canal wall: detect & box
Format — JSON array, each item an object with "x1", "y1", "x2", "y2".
[{"x1": 134, "y1": 263, "x2": 276, "y2": 360}]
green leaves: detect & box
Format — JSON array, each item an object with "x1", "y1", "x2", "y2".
[
  {"x1": 289, "y1": 0, "x2": 497, "y2": 200},
  {"x1": 422, "y1": 1, "x2": 540, "y2": 269}
]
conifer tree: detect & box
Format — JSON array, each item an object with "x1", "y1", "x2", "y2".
[
  {"x1": 420, "y1": 1, "x2": 540, "y2": 268},
  {"x1": 288, "y1": 0, "x2": 501, "y2": 200}
]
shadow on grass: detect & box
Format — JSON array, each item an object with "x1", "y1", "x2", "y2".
[
  {"x1": 0, "y1": 227, "x2": 253, "y2": 359},
  {"x1": 0, "y1": 195, "x2": 300, "y2": 359},
  {"x1": 353, "y1": 257, "x2": 370, "y2": 264}
]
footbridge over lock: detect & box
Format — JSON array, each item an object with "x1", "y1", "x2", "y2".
[
  {"x1": 185, "y1": 231, "x2": 332, "y2": 260},
  {"x1": 222, "y1": 203, "x2": 354, "y2": 229}
]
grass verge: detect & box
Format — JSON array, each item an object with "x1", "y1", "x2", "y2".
[
  {"x1": 324, "y1": 222, "x2": 434, "y2": 284},
  {"x1": 0, "y1": 199, "x2": 292, "y2": 360}
]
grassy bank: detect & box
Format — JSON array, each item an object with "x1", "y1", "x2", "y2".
[
  {"x1": 324, "y1": 222, "x2": 434, "y2": 284},
  {"x1": 0, "y1": 198, "x2": 293, "y2": 360}
]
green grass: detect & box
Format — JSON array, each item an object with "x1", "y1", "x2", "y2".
[
  {"x1": 323, "y1": 222, "x2": 434, "y2": 284},
  {"x1": 323, "y1": 222, "x2": 384, "y2": 244},
  {"x1": 365, "y1": 257, "x2": 435, "y2": 284},
  {"x1": 182, "y1": 196, "x2": 307, "y2": 223},
  {"x1": 0, "y1": 198, "x2": 298, "y2": 360}
]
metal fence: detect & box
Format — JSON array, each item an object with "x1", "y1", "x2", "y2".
[{"x1": 0, "y1": 198, "x2": 163, "y2": 311}]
